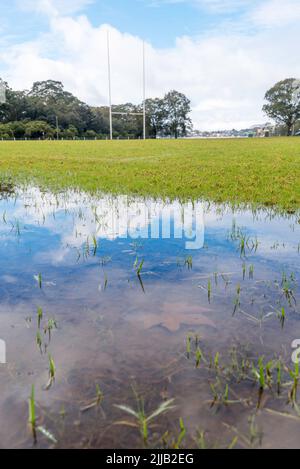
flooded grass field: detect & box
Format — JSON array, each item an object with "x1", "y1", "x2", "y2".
[
  {"x1": 1, "y1": 138, "x2": 300, "y2": 212},
  {"x1": 0, "y1": 185, "x2": 300, "y2": 449}
]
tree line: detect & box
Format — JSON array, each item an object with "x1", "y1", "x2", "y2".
[
  {"x1": 1, "y1": 77, "x2": 299, "y2": 139},
  {"x1": 0, "y1": 79, "x2": 192, "y2": 140}
]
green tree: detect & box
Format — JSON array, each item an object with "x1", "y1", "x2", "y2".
[
  {"x1": 0, "y1": 123, "x2": 14, "y2": 139},
  {"x1": 263, "y1": 78, "x2": 300, "y2": 136},
  {"x1": 61, "y1": 125, "x2": 78, "y2": 139},
  {"x1": 85, "y1": 129, "x2": 98, "y2": 139},
  {"x1": 27, "y1": 80, "x2": 93, "y2": 136},
  {"x1": 10, "y1": 121, "x2": 26, "y2": 139},
  {"x1": 163, "y1": 90, "x2": 192, "y2": 138},
  {"x1": 145, "y1": 98, "x2": 166, "y2": 138},
  {"x1": 90, "y1": 107, "x2": 110, "y2": 136},
  {"x1": 28, "y1": 80, "x2": 65, "y2": 101},
  {"x1": 24, "y1": 121, "x2": 55, "y2": 139},
  {"x1": 0, "y1": 80, "x2": 30, "y2": 123}
]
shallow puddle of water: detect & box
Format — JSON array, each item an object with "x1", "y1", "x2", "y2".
[{"x1": 0, "y1": 187, "x2": 300, "y2": 448}]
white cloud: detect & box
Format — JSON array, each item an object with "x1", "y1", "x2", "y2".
[
  {"x1": 197, "y1": 0, "x2": 251, "y2": 12},
  {"x1": 250, "y1": 0, "x2": 300, "y2": 27},
  {"x1": 1, "y1": 0, "x2": 300, "y2": 130},
  {"x1": 16, "y1": 0, "x2": 94, "y2": 16},
  {"x1": 148, "y1": 0, "x2": 255, "y2": 13}
]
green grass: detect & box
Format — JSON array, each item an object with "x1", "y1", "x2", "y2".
[{"x1": 0, "y1": 138, "x2": 299, "y2": 211}]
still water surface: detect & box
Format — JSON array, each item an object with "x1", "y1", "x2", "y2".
[{"x1": 0, "y1": 188, "x2": 300, "y2": 448}]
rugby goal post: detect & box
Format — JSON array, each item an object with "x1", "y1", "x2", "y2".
[{"x1": 107, "y1": 32, "x2": 146, "y2": 140}]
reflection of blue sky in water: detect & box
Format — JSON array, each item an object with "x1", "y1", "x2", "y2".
[
  {"x1": 0, "y1": 187, "x2": 299, "y2": 320},
  {"x1": 0, "y1": 188, "x2": 204, "y2": 247},
  {"x1": 0, "y1": 187, "x2": 299, "y2": 270}
]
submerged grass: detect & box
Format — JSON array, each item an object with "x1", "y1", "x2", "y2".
[{"x1": 0, "y1": 138, "x2": 300, "y2": 211}]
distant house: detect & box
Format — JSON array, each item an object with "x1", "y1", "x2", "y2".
[{"x1": 254, "y1": 123, "x2": 274, "y2": 137}]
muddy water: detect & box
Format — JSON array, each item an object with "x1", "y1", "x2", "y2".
[{"x1": 0, "y1": 188, "x2": 300, "y2": 449}]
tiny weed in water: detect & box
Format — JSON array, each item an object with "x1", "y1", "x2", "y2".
[
  {"x1": 46, "y1": 355, "x2": 56, "y2": 390},
  {"x1": 184, "y1": 256, "x2": 193, "y2": 270},
  {"x1": 115, "y1": 390, "x2": 175, "y2": 446},
  {"x1": 28, "y1": 385, "x2": 37, "y2": 443},
  {"x1": 208, "y1": 279, "x2": 212, "y2": 303},
  {"x1": 37, "y1": 307, "x2": 43, "y2": 329},
  {"x1": 36, "y1": 331, "x2": 43, "y2": 353}
]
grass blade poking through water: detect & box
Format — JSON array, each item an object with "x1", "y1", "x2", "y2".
[
  {"x1": 80, "y1": 384, "x2": 104, "y2": 413},
  {"x1": 46, "y1": 355, "x2": 56, "y2": 390},
  {"x1": 136, "y1": 258, "x2": 144, "y2": 276},
  {"x1": 184, "y1": 256, "x2": 193, "y2": 270},
  {"x1": 37, "y1": 307, "x2": 43, "y2": 329},
  {"x1": 28, "y1": 385, "x2": 37, "y2": 443},
  {"x1": 28, "y1": 386, "x2": 58, "y2": 445},
  {"x1": 45, "y1": 318, "x2": 58, "y2": 341},
  {"x1": 289, "y1": 361, "x2": 299, "y2": 404},
  {"x1": 186, "y1": 334, "x2": 192, "y2": 359},
  {"x1": 92, "y1": 235, "x2": 98, "y2": 256},
  {"x1": 36, "y1": 331, "x2": 43, "y2": 354},
  {"x1": 115, "y1": 391, "x2": 175, "y2": 446},
  {"x1": 278, "y1": 307, "x2": 286, "y2": 329},
  {"x1": 37, "y1": 273, "x2": 42, "y2": 289},
  {"x1": 134, "y1": 258, "x2": 145, "y2": 293},
  {"x1": 233, "y1": 284, "x2": 241, "y2": 315},
  {"x1": 208, "y1": 279, "x2": 212, "y2": 304}
]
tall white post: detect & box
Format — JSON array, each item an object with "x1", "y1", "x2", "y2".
[
  {"x1": 107, "y1": 31, "x2": 113, "y2": 140},
  {"x1": 143, "y1": 41, "x2": 146, "y2": 140}
]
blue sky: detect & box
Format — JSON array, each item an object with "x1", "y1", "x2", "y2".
[
  {"x1": 71, "y1": 0, "x2": 252, "y2": 47},
  {"x1": 1, "y1": 0, "x2": 300, "y2": 129},
  {"x1": 1, "y1": 0, "x2": 254, "y2": 47}
]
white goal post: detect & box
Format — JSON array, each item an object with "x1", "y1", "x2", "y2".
[{"x1": 107, "y1": 32, "x2": 146, "y2": 140}]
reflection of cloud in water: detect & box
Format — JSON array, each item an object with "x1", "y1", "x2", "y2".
[
  {"x1": 0, "y1": 188, "x2": 205, "y2": 251},
  {"x1": 0, "y1": 188, "x2": 299, "y2": 264}
]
